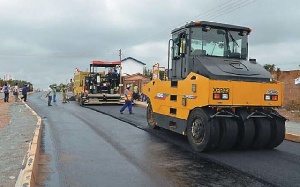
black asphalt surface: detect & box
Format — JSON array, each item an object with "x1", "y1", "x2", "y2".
[
  {"x1": 27, "y1": 92, "x2": 299, "y2": 186},
  {"x1": 85, "y1": 103, "x2": 300, "y2": 187}
]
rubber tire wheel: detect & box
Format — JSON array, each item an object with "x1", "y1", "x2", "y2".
[
  {"x1": 265, "y1": 116, "x2": 286, "y2": 149},
  {"x1": 187, "y1": 109, "x2": 220, "y2": 152},
  {"x1": 147, "y1": 103, "x2": 159, "y2": 129},
  {"x1": 251, "y1": 118, "x2": 271, "y2": 149},
  {"x1": 235, "y1": 110, "x2": 255, "y2": 150},
  {"x1": 216, "y1": 117, "x2": 238, "y2": 151}
]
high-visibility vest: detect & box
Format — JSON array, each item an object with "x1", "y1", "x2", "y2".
[
  {"x1": 125, "y1": 89, "x2": 132, "y2": 101},
  {"x1": 133, "y1": 86, "x2": 138, "y2": 93}
]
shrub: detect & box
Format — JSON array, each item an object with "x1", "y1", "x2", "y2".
[{"x1": 285, "y1": 100, "x2": 300, "y2": 111}]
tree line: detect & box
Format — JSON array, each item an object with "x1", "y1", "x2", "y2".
[{"x1": 0, "y1": 79, "x2": 33, "y2": 91}]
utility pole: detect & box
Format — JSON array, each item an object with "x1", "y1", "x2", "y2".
[{"x1": 119, "y1": 49, "x2": 122, "y2": 95}]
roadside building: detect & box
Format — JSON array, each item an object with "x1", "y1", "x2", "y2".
[
  {"x1": 122, "y1": 73, "x2": 150, "y2": 96},
  {"x1": 119, "y1": 57, "x2": 150, "y2": 96},
  {"x1": 271, "y1": 70, "x2": 300, "y2": 107},
  {"x1": 121, "y1": 57, "x2": 146, "y2": 76}
]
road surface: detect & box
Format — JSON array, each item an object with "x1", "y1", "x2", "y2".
[{"x1": 27, "y1": 93, "x2": 300, "y2": 186}]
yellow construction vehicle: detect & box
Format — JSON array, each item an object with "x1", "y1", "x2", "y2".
[
  {"x1": 73, "y1": 71, "x2": 89, "y2": 100},
  {"x1": 143, "y1": 21, "x2": 286, "y2": 152},
  {"x1": 74, "y1": 60, "x2": 123, "y2": 105}
]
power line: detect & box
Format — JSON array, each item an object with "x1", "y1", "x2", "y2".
[
  {"x1": 129, "y1": 0, "x2": 242, "y2": 46},
  {"x1": 124, "y1": 0, "x2": 258, "y2": 51}
]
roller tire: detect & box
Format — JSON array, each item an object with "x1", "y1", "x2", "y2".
[
  {"x1": 251, "y1": 118, "x2": 271, "y2": 149},
  {"x1": 235, "y1": 110, "x2": 255, "y2": 150},
  {"x1": 266, "y1": 115, "x2": 286, "y2": 149},
  {"x1": 216, "y1": 117, "x2": 238, "y2": 151},
  {"x1": 187, "y1": 109, "x2": 220, "y2": 152},
  {"x1": 147, "y1": 103, "x2": 159, "y2": 129}
]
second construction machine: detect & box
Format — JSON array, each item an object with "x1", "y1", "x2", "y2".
[
  {"x1": 143, "y1": 21, "x2": 286, "y2": 152},
  {"x1": 78, "y1": 60, "x2": 122, "y2": 105}
]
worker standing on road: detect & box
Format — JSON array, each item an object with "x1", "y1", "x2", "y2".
[
  {"x1": 21, "y1": 84, "x2": 28, "y2": 102},
  {"x1": 46, "y1": 85, "x2": 53, "y2": 106},
  {"x1": 133, "y1": 84, "x2": 139, "y2": 102},
  {"x1": 120, "y1": 84, "x2": 133, "y2": 114},
  {"x1": 52, "y1": 85, "x2": 57, "y2": 102},
  {"x1": 61, "y1": 85, "x2": 67, "y2": 103}
]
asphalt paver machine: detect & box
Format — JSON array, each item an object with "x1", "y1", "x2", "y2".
[{"x1": 79, "y1": 60, "x2": 122, "y2": 105}]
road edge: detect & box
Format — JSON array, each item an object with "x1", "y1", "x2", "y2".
[
  {"x1": 15, "y1": 102, "x2": 42, "y2": 187},
  {"x1": 285, "y1": 133, "x2": 300, "y2": 143}
]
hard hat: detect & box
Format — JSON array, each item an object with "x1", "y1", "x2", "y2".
[{"x1": 126, "y1": 84, "x2": 131, "y2": 88}]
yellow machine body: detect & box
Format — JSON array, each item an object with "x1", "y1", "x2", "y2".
[
  {"x1": 144, "y1": 72, "x2": 283, "y2": 121},
  {"x1": 73, "y1": 71, "x2": 89, "y2": 98}
]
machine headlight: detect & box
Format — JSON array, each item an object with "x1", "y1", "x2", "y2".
[{"x1": 222, "y1": 93, "x2": 229, "y2": 100}]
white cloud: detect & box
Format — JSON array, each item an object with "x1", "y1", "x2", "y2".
[{"x1": 251, "y1": 42, "x2": 300, "y2": 70}]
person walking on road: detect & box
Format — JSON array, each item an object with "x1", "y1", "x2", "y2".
[
  {"x1": 2, "y1": 83, "x2": 9, "y2": 102},
  {"x1": 120, "y1": 84, "x2": 133, "y2": 114},
  {"x1": 46, "y1": 85, "x2": 53, "y2": 106},
  {"x1": 52, "y1": 85, "x2": 57, "y2": 102},
  {"x1": 21, "y1": 84, "x2": 28, "y2": 102},
  {"x1": 13, "y1": 83, "x2": 19, "y2": 102}
]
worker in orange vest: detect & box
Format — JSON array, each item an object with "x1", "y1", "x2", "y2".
[{"x1": 120, "y1": 84, "x2": 133, "y2": 114}]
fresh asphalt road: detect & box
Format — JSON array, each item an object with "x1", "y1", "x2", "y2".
[
  {"x1": 85, "y1": 103, "x2": 300, "y2": 187},
  {"x1": 27, "y1": 93, "x2": 299, "y2": 187}
]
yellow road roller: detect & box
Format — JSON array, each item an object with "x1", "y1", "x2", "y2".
[{"x1": 143, "y1": 21, "x2": 286, "y2": 152}]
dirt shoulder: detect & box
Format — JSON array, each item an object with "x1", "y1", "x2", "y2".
[
  {"x1": 0, "y1": 99, "x2": 11, "y2": 131},
  {"x1": 277, "y1": 108, "x2": 300, "y2": 123}
]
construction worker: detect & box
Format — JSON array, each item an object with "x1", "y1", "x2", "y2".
[
  {"x1": 114, "y1": 86, "x2": 119, "y2": 94},
  {"x1": 52, "y1": 85, "x2": 57, "y2": 102},
  {"x1": 46, "y1": 85, "x2": 53, "y2": 106},
  {"x1": 61, "y1": 85, "x2": 67, "y2": 103},
  {"x1": 133, "y1": 84, "x2": 139, "y2": 101},
  {"x1": 120, "y1": 84, "x2": 133, "y2": 114}
]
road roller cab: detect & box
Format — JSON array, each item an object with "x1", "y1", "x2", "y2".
[{"x1": 143, "y1": 21, "x2": 286, "y2": 152}]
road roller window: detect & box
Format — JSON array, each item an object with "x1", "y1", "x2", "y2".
[{"x1": 190, "y1": 27, "x2": 248, "y2": 59}]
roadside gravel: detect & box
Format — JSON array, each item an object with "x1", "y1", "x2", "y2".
[{"x1": 0, "y1": 102, "x2": 37, "y2": 187}]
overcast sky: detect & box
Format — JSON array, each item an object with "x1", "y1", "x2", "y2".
[{"x1": 0, "y1": 0, "x2": 299, "y2": 89}]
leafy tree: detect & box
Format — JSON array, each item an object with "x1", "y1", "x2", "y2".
[
  {"x1": 276, "y1": 67, "x2": 282, "y2": 80},
  {"x1": 263, "y1": 64, "x2": 276, "y2": 72},
  {"x1": 143, "y1": 67, "x2": 152, "y2": 78},
  {"x1": 263, "y1": 64, "x2": 282, "y2": 80}
]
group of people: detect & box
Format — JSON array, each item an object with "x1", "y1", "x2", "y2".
[
  {"x1": 46, "y1": 85, "x2": 67, "y2": 106},
  {"x1": 1, "y1": 83, "x2": 28, "y2": 102}
]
